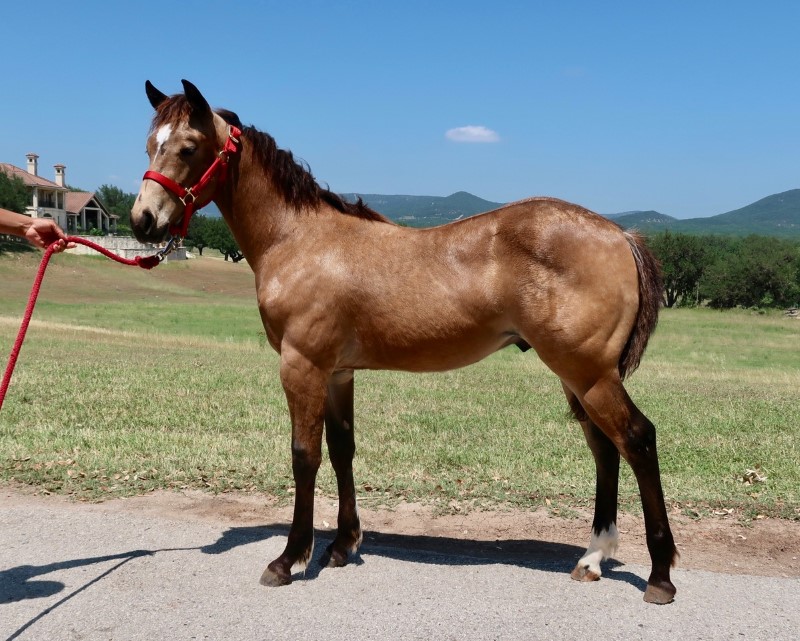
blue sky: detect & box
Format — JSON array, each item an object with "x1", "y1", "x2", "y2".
[{"x1": 3, "y1": 1, "x2": 798, "y2": 218}]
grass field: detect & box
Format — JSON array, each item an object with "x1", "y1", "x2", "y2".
[{"x1": 1, "y1": 250, "x2": 798, "y2": 520}]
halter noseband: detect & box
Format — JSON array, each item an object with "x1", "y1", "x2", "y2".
[{"x1": 142, "y1": 125, "x2": 242, "y2": 239}]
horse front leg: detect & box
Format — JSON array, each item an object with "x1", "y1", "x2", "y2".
[
  {"x1": 260, "y1": 347, "x2": 328, "y2": 587},
  {"x1": 320, "y1": 369, "x2": 363, "y2": 568}
]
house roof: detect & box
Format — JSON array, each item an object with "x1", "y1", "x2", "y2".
[
  {"x1": 0, "y1": 163, "x2": 66, "y2": 190},
  {"x1": 65, "y1": 191, "x2": 95, "y2": 213},
  {"x1": 64, "y1": 191, "x2": 119, "y2": 219}
]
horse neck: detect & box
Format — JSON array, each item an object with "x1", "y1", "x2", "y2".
[{"x1": 213, "y1": 147, "x2": 295, "y2": 269}]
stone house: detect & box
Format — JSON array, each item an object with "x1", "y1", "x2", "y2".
[{"x1": 0, "y1": 154, "x2": 117, "y2": 234}]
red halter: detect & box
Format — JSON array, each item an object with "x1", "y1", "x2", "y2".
[{"x1": 142, "y1": 125, "x2": 242, "y2": 238}]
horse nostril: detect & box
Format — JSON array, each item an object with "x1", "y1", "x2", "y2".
[{"x1": 140, "y1": 208, "x2": 155, "y2": 234}]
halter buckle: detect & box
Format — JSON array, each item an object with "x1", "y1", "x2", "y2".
[{"x1": 179, "y1": 189, "x2": 197, "y2": 206}]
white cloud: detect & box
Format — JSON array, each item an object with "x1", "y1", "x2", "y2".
[{"x1": 445, "y1": 125, "x2": 500, "y2": 143}]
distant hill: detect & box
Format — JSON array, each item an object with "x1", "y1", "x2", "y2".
[
  {"x1": 201, "y1": 192, "x2": 504, "y2": 226},
  {"x1": 674, "y1": 189, "x2": 800, "y2": 237},
  {"x1": 354, "y1": 189, "x2": 799, "y2": 237},
  {"x1": 608, "y1": 210, "x2": 678, "y2": 228},
  {"x1": 341, "y1": 191, "x2": 504, "y2": 227},
  {"x1": 608, "y1": 189, "x2": 800, "y2": 238},
  {"x1": 206, "y1": 187, "x2": 800, "y2": 238}
]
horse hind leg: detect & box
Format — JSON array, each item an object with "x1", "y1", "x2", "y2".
[
  {"x1": 319, "y1": 370, "x2": 363, "y2": 568},
  {"x1": 580, "y1": 375, "x2": 678, "y2": 604},
  {"x1": 563, "y1": 384, "x2": 620, "y2": 583}
]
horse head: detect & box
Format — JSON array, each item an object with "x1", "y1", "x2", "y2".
[{"x1": 131, "y1": 80, "x2": 236, "y2": 243}]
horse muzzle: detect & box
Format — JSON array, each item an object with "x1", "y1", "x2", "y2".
[{"x1": 130, "y1": 199, "x2": 174, "y2": 244}]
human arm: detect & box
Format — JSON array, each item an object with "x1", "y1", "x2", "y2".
[{"x1": 0, "y1": 210, "x2": 73, "y2": 251}]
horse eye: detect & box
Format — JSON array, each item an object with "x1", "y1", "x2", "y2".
[{"x1": 180, "y1": 146, "x2": 197, "y2": 157}]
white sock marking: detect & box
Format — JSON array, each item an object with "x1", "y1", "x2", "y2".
[
  {"x1": 577, "y1": 524, "x2": 619, "y2": 577},
  {"x1": 293, "y1": 537, "x2": 314, "y2": 574}
]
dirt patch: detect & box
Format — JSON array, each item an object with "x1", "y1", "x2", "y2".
[{"x1": 4, "y1": 487, "x2": 798, "y2": 578}]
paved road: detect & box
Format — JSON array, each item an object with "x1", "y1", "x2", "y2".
[{"x1": 1, "y1": 494, "x2": 797, "y2": 641}]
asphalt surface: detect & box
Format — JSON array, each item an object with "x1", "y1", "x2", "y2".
[{"x1": 2, "y1": 494, "x2": 798, "y2": 641}]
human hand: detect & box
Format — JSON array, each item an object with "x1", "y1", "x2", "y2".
[{"x1": 24, "y1": 219, "x2": 75, "y2": 252}]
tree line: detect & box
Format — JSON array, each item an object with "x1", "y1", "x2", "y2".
[
  {"x1": 648, "y1": 231, "x2": 800, "y2": 309},
  {"x1": 0, "y1": 170, "x2": 28, "y2": 213},
  {"x1": 186, "y1": 214, "x2": 243, "y2": 262}
]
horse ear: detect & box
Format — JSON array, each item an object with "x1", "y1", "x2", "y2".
[
  {"x1": 145, "y1": 80, "x2": 168, "y2": 110},
  {"x1": 181, "y1": 79, "x2": 211, "y2": 116}
]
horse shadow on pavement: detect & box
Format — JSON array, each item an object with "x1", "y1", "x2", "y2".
[
  {"x1": 1, "y1": 524, "x2": 647, "y2": 606},
  {"x1": 199, "y1": 523, "x2": 648, "y2": 592}
]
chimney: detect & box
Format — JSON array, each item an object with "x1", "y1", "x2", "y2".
[
  {"x1": 54, "y1": 164, "x2": 66, "y2": 187},
  {"x1": 26, "y1": 153, "x2": 39, "y2": 176}
]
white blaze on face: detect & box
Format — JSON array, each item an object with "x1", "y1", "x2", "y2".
[{"x1": 154, "y1": 124, "x2": 172, "y2": 158}]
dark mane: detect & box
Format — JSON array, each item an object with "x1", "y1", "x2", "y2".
[
  {"x1": 242, "y1": 125, "x2": 390, "y2": 223},
  {"x1": 151, "y1": 95, "x2": 390, "y2": 223}
]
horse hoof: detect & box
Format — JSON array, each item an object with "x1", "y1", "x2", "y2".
[
  {"x1": 259, "y1": 566, "x2": 291, "y2": 587},
  {"x1": 643, "y1": 581, "x2": 676, "y2": 604},
  {"x1": 570, "y1": 563, "x2": 601, "y2": 582},
  {"x1": 319, "y1": 543, "x2": 348, "y2": 568}
]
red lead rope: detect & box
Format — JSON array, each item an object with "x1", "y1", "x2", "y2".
[
  {"x1": 2, "y1": 128, "x2": 241, "y2": 410},
  {"x1": 0, "y1": 236, "x2": 164, "y2": 410}
]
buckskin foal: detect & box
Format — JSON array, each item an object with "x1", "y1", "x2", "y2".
[{"x1": 131, "y1": 80, "x2": 678, "y2": 604}]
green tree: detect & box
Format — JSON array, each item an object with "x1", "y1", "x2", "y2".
[
  {"x1": 185, "y1": 215, "x2": 242, "y2": 261},
  {"x1": 205, "y1": 217, "x2": 243, "y2": 262},
  {"x1": 702, "y1": 236, "x2": 800, "y2": 308},
  {"x1": 96, "y1": 184, "x2": 136, "y2": 227},
  {"x1": 186, "y1": 214, "x2": 210, "y2": 255},
  {"x1": 649, "y1": 231, "x2": 710, "y2": 307},
  {"x1": 0, "y1": 171, "x2": 29, "y2": 214}
]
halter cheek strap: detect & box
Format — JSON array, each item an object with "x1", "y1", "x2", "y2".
[{"x1": 142, "y1": 125, "x2": 242, "y2": 238}]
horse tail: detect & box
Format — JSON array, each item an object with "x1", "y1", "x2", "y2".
[{"x1": 619, "y1": 230, "x2": 663, "y2": 380}]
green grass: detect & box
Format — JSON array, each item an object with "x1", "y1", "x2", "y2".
[
  {"x1": 624, "y1": 309, "x2": 799, "y2": 519},
  {"x1": 0, "y1": 252, "x2": 798, "y2": 520}
]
